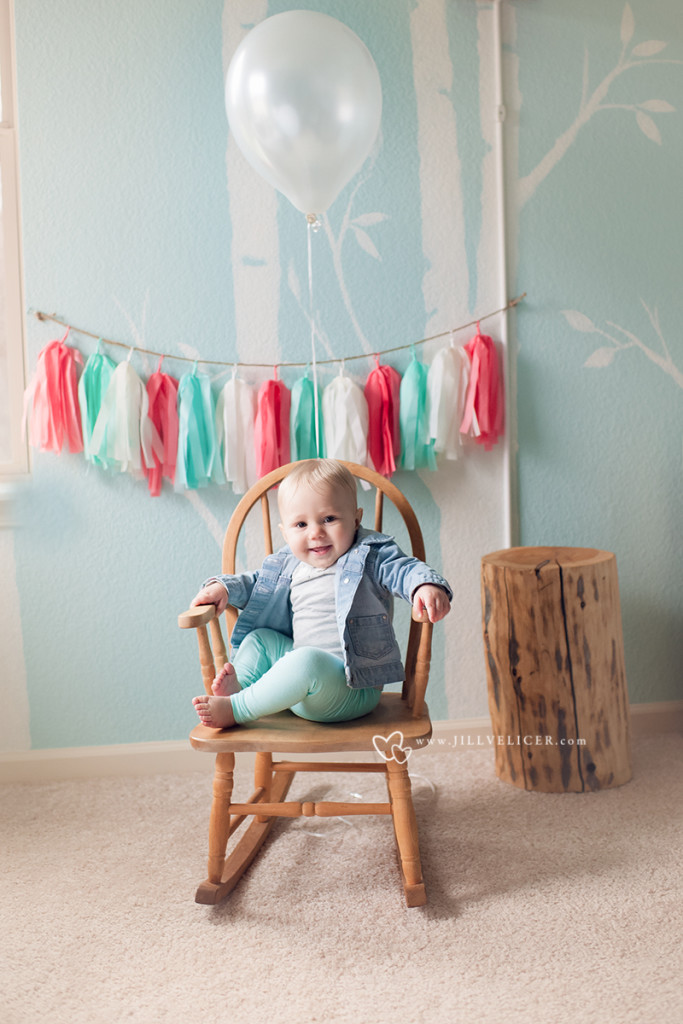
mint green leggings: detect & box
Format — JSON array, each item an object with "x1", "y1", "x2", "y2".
[{"x1": 229, "y1": 628, "x2": 382, "y2": 725}]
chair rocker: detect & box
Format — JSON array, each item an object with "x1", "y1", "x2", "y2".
[{"x1": 178, "y1": 461, "x2": 435, "y2": 907}]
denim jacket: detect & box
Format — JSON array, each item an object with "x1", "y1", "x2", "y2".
[{"x1": 208, "y1": 527, "x2": 452, "y2": 690}]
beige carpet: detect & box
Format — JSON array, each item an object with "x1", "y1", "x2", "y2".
[{"x1": 1, "y1": 734, "x2": 682, "y2": 1024}]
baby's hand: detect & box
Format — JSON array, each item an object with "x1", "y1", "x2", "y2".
[
  {"x1": 190, "y1": 582, "x2": 229, "y2": 615},
  {"x1": 413, "y1": 584, "x2": 451, "y2": 624}
]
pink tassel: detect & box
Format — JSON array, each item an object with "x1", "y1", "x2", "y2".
[
  {"x1": 145, "y1": 359, "x2": 179, "y2": 497},
  {"x1": 364, "y1": 358, "x2": 401, "y2": 476},
  {"x1": 254, "y1": 371, "x2": 291, "y2": 477},
  {"x1": 460, "y1": 329, "x2": 504, "y2": 450},
  {"x1": 24, "y1": 329, "x2": 84, "y2": 454}
]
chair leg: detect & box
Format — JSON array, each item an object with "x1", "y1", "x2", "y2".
[
  {"x1": 207, "y1": 752, "x2": 235, "y2": 885},
  {"x1": 195, "y1": 767, "x2": 295, "y2": 905},
  {"x1": 254, "y1": 752, "x2": 273, "y2": 823},
  {"x1": 386, "y1": 759, "x2": 427, "y2": 907}
]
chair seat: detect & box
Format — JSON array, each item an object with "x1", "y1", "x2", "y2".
[{"x1": 190, "y1": 691, "x2": 432, "y2": 754}]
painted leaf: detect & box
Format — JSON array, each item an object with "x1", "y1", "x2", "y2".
[
  {"x1": 639, "y1": 99, "x2": 675, "y2": 113},
  {"x1": 632, "y1": 40, "x2": 666, "y2": 57},
  {"x1": 620, "y1": 4, "x2": 634, "y2": 47},
  {"x1": 562, "y1": 310, "x2": 597, "y2": 333},
  {"x1": 352, "y1": 226, "x2": 381, "y2": 260},
  {"x1": 636, "y1": 111, "x2": 662, "y2": 144},
  {"x1": 584, "y1": 348, "x2": 616, "y2": 368},
  {"x1": 352, "y1": 212, "x2": 388, "y2": 227},
  {"x1": 288, "y1": 260, "x2": 301, "y2": 302}
]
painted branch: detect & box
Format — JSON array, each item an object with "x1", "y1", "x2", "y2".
[{"x1": 481, "y1": 547, "x2": 631, "y2": 793}]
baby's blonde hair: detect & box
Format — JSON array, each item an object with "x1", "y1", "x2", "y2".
[{"x1": 277, "y1": 459, "x2": 358, "y2": 512}]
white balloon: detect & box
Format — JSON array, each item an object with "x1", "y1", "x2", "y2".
[{"x1": 225, "y1": 11, "x2": 382, "y2": 215}]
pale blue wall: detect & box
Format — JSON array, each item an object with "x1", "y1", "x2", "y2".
[
  {"x1": 511, "y1": 0, "x2": 683, "y2": 701},
  {"x1": 7, "y1": 0, "x2": 682, "y2": 751}
]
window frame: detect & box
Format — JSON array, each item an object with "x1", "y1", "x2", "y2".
[{"x1": 0, "y1": 0, "x2": 29, "y2": 477}]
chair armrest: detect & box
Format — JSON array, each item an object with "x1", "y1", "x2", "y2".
[{"x1": 178, "y1": 604, "x2": 217, "y2": 629}]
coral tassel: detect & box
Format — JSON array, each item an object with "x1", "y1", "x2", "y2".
[
  {"x1": 460, "y1": 330, "x2": 504, "y2": 450},
  {"x1": 145, "y1": 364, "x2": 179, "y2": 496},
  {"x1": 254, "y1": 375, "x2": 291, "y2": 477},
  {"x1": 365, "y1": 359, "x2": 401, "y2": 477},
  {"x1": 24, "y1": 330, "x2": 83, "y2": 454}
]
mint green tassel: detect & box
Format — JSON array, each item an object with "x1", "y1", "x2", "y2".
[
  {"x1": 290, "y1": 371, "x2": 324, "y2": 460},
  {"x1": 400, "y1": 351, "x2": 436, "y2": 470},
  {"x1": 176, "y1": 365, "x2": 224, "y2": 490},
  {"x1": 78, "y1": 344, "x2": 117, "y2": 468}
]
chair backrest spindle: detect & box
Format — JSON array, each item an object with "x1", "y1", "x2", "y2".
[
  {"x1": 374, "y1": 488, "x2": 384, "y2": 532},
  {"x1": 261, "y1": 494, "x2": 273, "y2": 555}
]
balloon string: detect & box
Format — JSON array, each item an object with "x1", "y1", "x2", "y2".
[{"x1": 307, "y1": 218, "x2": 321, "y2": 455}]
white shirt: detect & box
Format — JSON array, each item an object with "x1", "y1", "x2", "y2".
[{"x1": 290, "y1": 561, "x2": 343, "y2": 659}]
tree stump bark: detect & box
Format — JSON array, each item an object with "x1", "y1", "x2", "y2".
[{"x1": 481, "y1": 547, "x2": 631, "y2": 793}]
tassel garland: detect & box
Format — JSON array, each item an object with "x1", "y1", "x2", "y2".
[{"x1": 24, "y1": 327, "x2": 505, "y2": 495}]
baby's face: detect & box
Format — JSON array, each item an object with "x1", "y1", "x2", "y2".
[{"x1": 279, "y1": 482, "x2": 362, "y2": 569}]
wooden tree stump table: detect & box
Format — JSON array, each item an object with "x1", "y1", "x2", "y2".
[{"x1": 481, "y1": 547, "x2": 631, "y2": 793}]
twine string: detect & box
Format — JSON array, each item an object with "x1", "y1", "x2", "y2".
[{"x1": 33, "y1": 293, "x2": 526, "y2": 371}]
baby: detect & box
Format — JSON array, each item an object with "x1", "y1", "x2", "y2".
[{"x1": 192, "y1": 459, "x2": 452, "y2": 729}]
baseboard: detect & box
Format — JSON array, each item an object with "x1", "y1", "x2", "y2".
[
  {"x1": 627, "y1": 700, "x2": 683, "y2": 736},
  {"x1": 0, "y1": 740, "x2": 207, "y2": 783},
  {"x1": 0, "y1": 701, "x2": 680, "y2": 784}
]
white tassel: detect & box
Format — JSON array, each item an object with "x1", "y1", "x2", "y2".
[
  {"x1": 322, "y1": 373, "x2": 369, "y2": 465},
  {"x1": 427, "y1": 345, "x2": 469, "y2": 460},
  {"x1": 215, "y1": 374, "x2": 257, "y2": 494},
  {"x1": 90, "y1": 357, "x2": 161, "y2": 476}
]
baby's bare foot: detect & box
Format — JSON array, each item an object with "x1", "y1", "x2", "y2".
[
  {"x1": 192, "y1": 694, "x2": 236, "y2": 729},
  {"x1": 212, "y1": 662, "x2": 240, "y2": 697}
]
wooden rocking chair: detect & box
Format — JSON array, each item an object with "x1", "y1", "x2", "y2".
[{"x1": 178, "y1": 461, "x2": 435, "y2": 907}]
